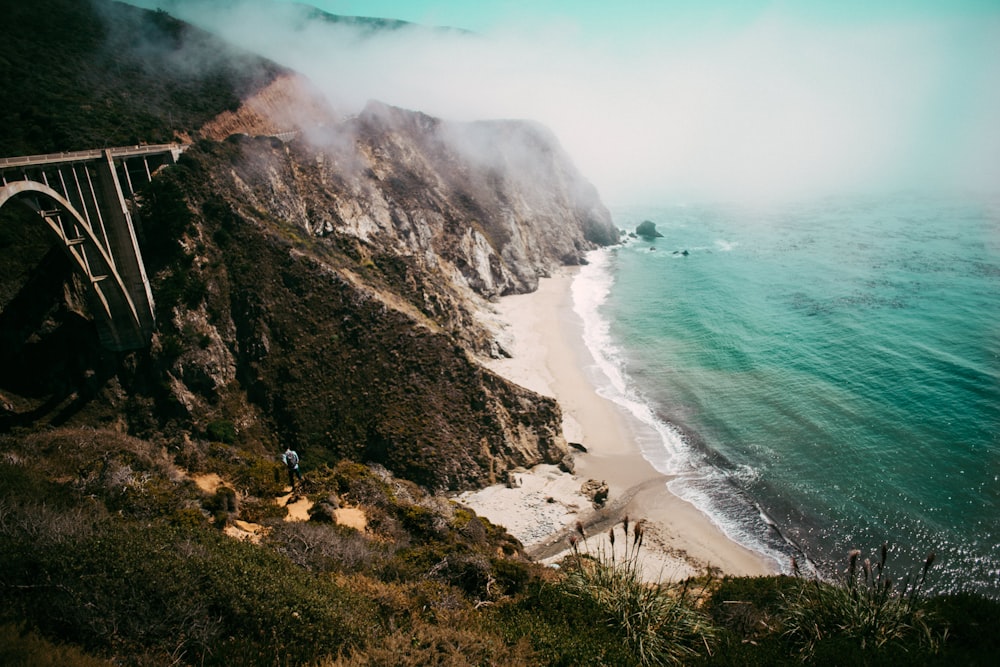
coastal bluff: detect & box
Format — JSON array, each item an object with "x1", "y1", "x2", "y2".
[{"x1": 0, "y1": 24, "x2": 618, "y2": 491}]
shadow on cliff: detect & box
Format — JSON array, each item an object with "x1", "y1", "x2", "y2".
[{"x1": 0, "y1": 206, "x2": 123, "y2": 431}]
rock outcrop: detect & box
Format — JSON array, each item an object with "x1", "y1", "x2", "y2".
[{"x1": 215, "y1": 99, "x2": 616, "y2": 300}]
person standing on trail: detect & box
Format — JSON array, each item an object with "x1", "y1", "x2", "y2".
[{"x1": 282, "y1": 447, "x2": 303, "y2": 490}]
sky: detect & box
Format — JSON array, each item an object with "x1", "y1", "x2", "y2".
[{"x1": 129, "y1": 0, "x2": 1000, "y2": 204}]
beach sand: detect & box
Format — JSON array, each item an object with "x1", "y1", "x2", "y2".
[{"x1": 462, "y1": 269, "x2": 778, "y2": 580}]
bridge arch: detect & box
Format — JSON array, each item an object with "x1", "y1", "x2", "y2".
[{"x1": 0, "y1": 180, "x2": 145, "y2": 350}]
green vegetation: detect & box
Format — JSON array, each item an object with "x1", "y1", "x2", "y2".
[
  {"x1": 0, "y1": 0, "x2": 283, "y2": 156},
  {"x1": 561, "y1": 520, "x2": 716, "y2": 666},
  {"x1": 206, "y1": 419, "x2": 237, "y2": 444},
  {"x1": 0, "y1": 623, "x2": 109, "y2": 667},
  {"x1": 780, "y1": 545, "x2": 944, "y2": 660},
  {"x1": 8, "y1": 426, "x2": 993, "y2": 665}
]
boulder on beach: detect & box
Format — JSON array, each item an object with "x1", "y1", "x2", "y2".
[{"x1": 581, "y1": 478, "x2": 609, "y2": 508}]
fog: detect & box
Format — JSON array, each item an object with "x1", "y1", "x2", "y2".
[{"x1": 128, "y1": 1, "x2": 1000, "y2": 204}]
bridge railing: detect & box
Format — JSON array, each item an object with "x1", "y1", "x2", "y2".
[{"x1": 0, "y1": 143, "x2": 189, "y2": 170}]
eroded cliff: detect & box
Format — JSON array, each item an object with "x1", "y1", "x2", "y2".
[
  {"x1": 144, "y1": 93, "x2": 618, "y2": 488},
  {"x1": 0, "y1": 0, "x2": 619, "y2": 492}
]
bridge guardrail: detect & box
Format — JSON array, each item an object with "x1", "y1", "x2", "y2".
[{"x1": 0, "y1": 143, "x2": 189, "y2": 170}]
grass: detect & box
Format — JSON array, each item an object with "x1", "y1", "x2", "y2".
[
  {"x1": 4, "y1": 432, "x2": 1000, "y2": 665},
  {"x1": 0, "y1": 623, "x2": 110, "y2": 667},
  {"x1": 560, "y1": 517, "x2": 718, "y2": 666},
  {"x1": 780, "y1": 543, "x2": 946, "y2": 660}
]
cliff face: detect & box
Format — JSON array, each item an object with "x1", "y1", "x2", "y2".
[
  {"x1": 134, "y1": 99, "x2": 617, "y2": 489},
  {"x1": 221, "y1": 100, "x2": 616, "y2": 299},
  {"x1": 0, "y1": 0, "x2": 619, "y2": 492}
]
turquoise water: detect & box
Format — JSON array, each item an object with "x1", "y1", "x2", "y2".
[{"x1": 576, "y1": 195, "x2": 1000, "y2": 596}]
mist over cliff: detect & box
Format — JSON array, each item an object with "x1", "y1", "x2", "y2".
[
  {"x1": 128, "y1": 0, "x2": 1000, "y2": 204},
  {"x1": 0, "y1": 0, "x2": 617, "y2": 492}
]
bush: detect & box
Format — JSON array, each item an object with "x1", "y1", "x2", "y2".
[
  {"x1": 0, "y1": 513, "x2": 377, "y2": 666},
  {"x1": 925, "y1": 592, "x2": 1000, "y2": 663},
  {"x1": 780, "y1": 544, "x2": 945, "y2": 660},
  {"x1": 329, "y1": 462, "x2": 394, "y2": 506},
  {"x1": 487, "y1": 579, "x2": 635, "y2": 666},
  {"x1": 321, "y1": 616, "x2": 537, "y2": 667},
  {"x1": 206, "y1": 446, "x2": 284, "y2": 498},
  {"x1": 206, "y1": 420, "x2": 236, "y2": 444},
  {"x1": 559, "y1": 520, "x2": 717, "y2": 666},
  {"x1": 0, "y1": 623, "x2": 109, "y2": 667},
  {"x1": 267, "y1": 521, "x2": 383, "y2": 573},
  {"x1": 699, "y1": 575, "x2": 796, "y2": 665}
]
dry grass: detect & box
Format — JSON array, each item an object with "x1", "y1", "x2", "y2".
[{"x1": 561, "y1": 517, "x2": 718, "y2": 666}]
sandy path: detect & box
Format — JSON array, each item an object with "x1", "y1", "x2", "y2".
[{"x1": 277, "y1": 490, "x2": 314, "y2": 521}]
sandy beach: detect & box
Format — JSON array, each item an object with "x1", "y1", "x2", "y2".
[{"x1": 463, "y1": 268, "x2": 778, "y2": 580}]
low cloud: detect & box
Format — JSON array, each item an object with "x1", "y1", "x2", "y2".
[{"x1": 128, "y1": 1, "x2": 1000, "y2": 204}]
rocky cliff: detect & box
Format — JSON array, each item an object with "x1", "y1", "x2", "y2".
[
  {"x1": 135, "y1": 94, "x2": 617, "y2": 489},
  {"x1": 0, "y1": 0, "x2": 619, "y2": 491}
]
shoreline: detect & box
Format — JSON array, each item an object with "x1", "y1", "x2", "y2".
[{"x1": 464, "y1": 267, "x2": 778, "y2": 580}]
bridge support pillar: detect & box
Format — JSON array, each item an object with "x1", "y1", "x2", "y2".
[
  {"x1": 1, "y1": 143, "x2": 184, "y2": 351},
  {"x1": 94, "y1": 150, "x2": 156, "y2": 347}
]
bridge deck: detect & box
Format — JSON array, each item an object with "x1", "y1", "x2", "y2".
[{"x1": 0, "y1": 143, "x2": 188, "y2": 170}]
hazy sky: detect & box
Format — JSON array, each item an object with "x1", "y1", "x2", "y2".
[
  {"x1": 302, "y1": 1, "x2": 1000, "y2": 34},
  {"x1": 131, "y1": 1, "x2": 1000, "y2": 204}
]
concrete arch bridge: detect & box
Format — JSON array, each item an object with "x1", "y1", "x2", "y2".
[{"x1": 0, "y1": 144, "x2": 187, "y2": 351}]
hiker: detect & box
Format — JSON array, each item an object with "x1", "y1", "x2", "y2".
[{"x1": 282, "y1": 447, "x2": 303, "y2": 490}]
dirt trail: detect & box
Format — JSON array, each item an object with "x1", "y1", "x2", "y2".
[
  {"x1": 277, "y1": 490, "x2": 313, "y2": 521},
  {"x1": 191, "y1": 472, "x2": 225, "y2": 494},
  {"x1": 187, "y1": 470, "x2": 367, "y2": 538},
  {"x1": 333, "y1": 507, "x2": 367, "y2": 531}
]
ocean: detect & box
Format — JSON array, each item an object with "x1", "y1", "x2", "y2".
[{"x1": 573, "y1": 195, "x2": 1000, "y2": 597}]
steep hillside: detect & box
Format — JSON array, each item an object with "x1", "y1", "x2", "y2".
[
  {"x1": 0, "y1": 1, "x2": 617, "y2": 491},
  {"x1": 129, "y1": 91, "x2": 620, "y2": 490},
  {"x1": 0, "y1": 0, "x2": 283, "y2": 155}
]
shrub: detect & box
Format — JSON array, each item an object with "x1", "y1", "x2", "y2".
[
  {"x1": 0, "y1": 513, "x2": 377, "y2": 666},
  {"x1": 206, "y1": 420, "x2": 237, "y2": 444},
  {"x1": 329, "y1": 461, "x2": 394, "y2": 506},
  {"x1": 487, "y1": 578, "x2": 635, "y2": 665},
  {"x1": 780, "y1": 543, "x2": 945, "y2": 660},
  {"x1": 699, "y1": 574, "x2": 796, "y2": 665},
  {"x1": 207, "y1": 446, "x2": 284, "y2": 498},
  {"x1": 558, "y1": 518, "x2": 717, "y2": 666},
  {"x1": 0, "y1": 623, "x2": 109, "y2": 667},
  {"x1": 320, "y1": 616, "x2": 537, "y2": 667},
  {"x1": 490, "y1": 558, "x2": 531, "y2": 597},
  {"x1": 267, "y1": 521, "x2": 383, "y2": 573},
  {"x1": 925, "y1": 592, "x2": 1000, "y2": 664}
]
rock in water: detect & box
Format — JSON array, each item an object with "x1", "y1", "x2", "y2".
[{"x1": 635, "y1": 220, "x2": 664, "y2": 239}]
